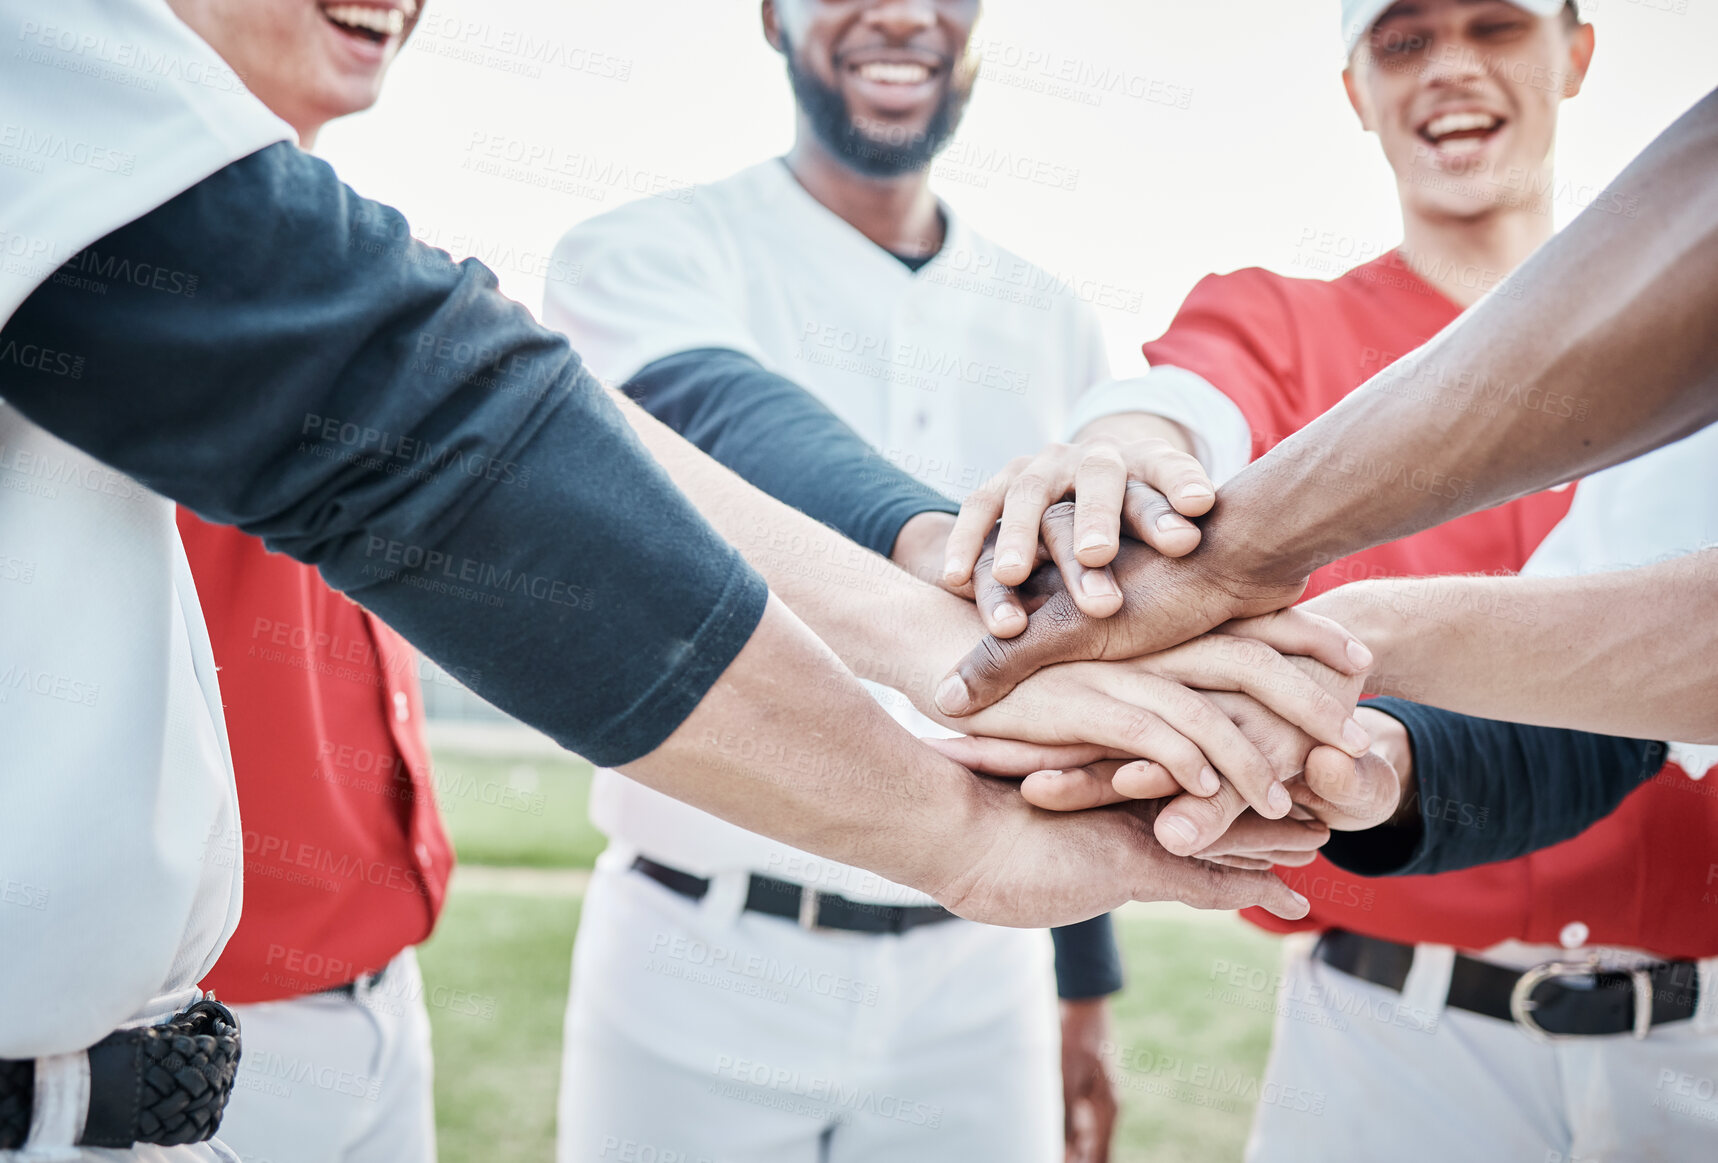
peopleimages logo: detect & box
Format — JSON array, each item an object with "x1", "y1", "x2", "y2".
[
  {"x1": 0, "y1": 337, "x2": 82, "y2": 379},
  {"x1": 361, "y1": 536, "x2": 596, "y2": 611}
]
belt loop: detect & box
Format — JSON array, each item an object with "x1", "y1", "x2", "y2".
[
  {"x1": 24, "y1": 1051, "x2": 90, "y2": 1154},
  {"x1": 1399, "y1": 944, "x2": 1456, "y2": 1030},
  {"x1": 1694, "y1": 957, "x2": 1718, "y2": 1034},
  {"x1": 702, "y1": 870, "x2": 750, "y2": 928},
  {"x1": 798, "y1": 887, "x2": 822, "y2": 931}
]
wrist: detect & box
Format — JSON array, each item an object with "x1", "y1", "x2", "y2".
[
  {"x1": 1202, "y1": 464, "x2": 1324, "y2": 592},
  {"x1": 899, "y1": 762, "x2": 1005, "y2": 904},
  {"x1": 889, "y1": 510, "x2": 955, "y2": 585},
  {"x1": 1178, "y1": 518, "x2": 1307, "y2": 621},
  {"x1": 1303, "y1": 582, "x2": 1409, "y2": 698}
]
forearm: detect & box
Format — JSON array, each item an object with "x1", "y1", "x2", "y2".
[
  {"x1": 1308, "y1": 550, "x2": 1718, "y2": 743},
  {"x1": 622, "y1": 595, "x2": 983, "y2": 896},
  {"x1": 1209, "y1": 88, "x2": 1718, "y2": 587},
  {"x1": 616, "y1": 393, "x2": 999, "y2": 715}
]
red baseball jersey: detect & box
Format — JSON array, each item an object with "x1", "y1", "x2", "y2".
[
  {"x1": 180, "y1": 512, "x2": 453, "y2": 1003},
  {"x1": 1142, "y1": 250, "x2": 1715, "y2": 958}
]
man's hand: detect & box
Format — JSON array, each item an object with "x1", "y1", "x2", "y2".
[
  {"x1": 935, "y1": 533, "x2": 1333, "y2": 716},
  {"x1": 942, "y1": 434, "x2": 1215, "y2": 591},
  {"x1": 926, "y1": 774, "x2": 1310, "y2": 925},
  {"x1": 1061, "y1": 998, "x2": 1118, "y2": 1163},
  {"x1": 897, "y1": 512, "x2": 1118, "y2": 638},
  {"x1": 1160, "y1": 706, "x2": 1414, "y2": 864},
  {"x1": 941, "y1": 616, "x2": 1371, "y2": 819}
]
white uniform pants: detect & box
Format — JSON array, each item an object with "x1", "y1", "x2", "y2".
[
  {"x1": 1247, "y1": 936, "x2": 1718, "y2": 1162},
  {"x1": 214, "y1": 950, "x2": 436, "y2": 1163},
  {"x1": 556, "y1": 861, "x2": 1060, "y2": 1163}
]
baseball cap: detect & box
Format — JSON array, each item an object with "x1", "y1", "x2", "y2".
[{"x1": 1341, "y1": 0, "x2": 1570, "y2": 57}]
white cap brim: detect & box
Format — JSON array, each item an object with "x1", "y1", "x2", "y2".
[{"x1": 1341, "y1": 0, "x2": 1568, "y2": 58}]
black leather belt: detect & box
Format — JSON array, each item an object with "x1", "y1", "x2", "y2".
[
  {"x1": 0, "y1": 996, "x2": 241, "y2": 1149},
  {"x1": 320, "y1": 954, "x2": 394, "y2": 999},
  {"x1": 633, "y1": 856, "x2": 958, "y2": 935},
  {"x1": 1317, "y1": 929, "x2": 1700, "y2": 1040}
]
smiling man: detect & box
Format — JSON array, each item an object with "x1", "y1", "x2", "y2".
[
  {"x1": 541, "y1": 2, "x2": 1145, "y2": 1160},
  {"x1": 943, "y1": 2, "x2": 1718, "y2": 1159}
]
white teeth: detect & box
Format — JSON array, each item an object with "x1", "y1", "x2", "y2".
[
  {"x1": 857, "y1": 61, "x2": 932, "y2": 85},
  {"x1": 323, "y1": 4, "x2": 405, "y2": 37},
  {"x1": 1438, "y1": 136, "x2": 1486, "y2": 156},
  {"x1": 1424, "y1": 111, "x2": 1500, "y2": 141}
]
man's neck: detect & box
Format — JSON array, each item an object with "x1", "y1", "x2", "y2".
[
  {"x1": 1397, "y1": 194, "x2": 1554, "y2": 309},
  {"x1": 783, "y1": 135, "x2": 944, "y2": 259}
]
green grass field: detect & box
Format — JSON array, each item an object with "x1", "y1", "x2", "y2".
[{"x1": 420, "y1": 748, "x2": 1282, "y2": 1162}]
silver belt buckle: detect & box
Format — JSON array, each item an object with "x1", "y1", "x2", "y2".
[
  {"x1": 1508, "y1": 959, "x2": 1655, "y2": 1042},
  {"x1": 798, "y1": 887, "x2": 821, "y2": 931}
]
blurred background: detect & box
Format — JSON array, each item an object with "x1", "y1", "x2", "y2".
[{"x1": 316, "y1": 1, "x2": 1717, "y2": 1157}]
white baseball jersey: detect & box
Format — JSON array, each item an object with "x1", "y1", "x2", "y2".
[
  {"x1": 0, "y1": 0, "x2": 290, "y2": 1072},
  {"x1": 544, "y1": 159, "x2": 1110, "y2": 903}
]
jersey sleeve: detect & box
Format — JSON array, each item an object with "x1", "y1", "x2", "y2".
[
  {"x1": 627, "y1": 348, "x2": 956, "y2": 557},
  {"x1": 1139, "y1": 269, "x2": 1310, "y2": 460},
  {"x1": 543, "y1": 195, "x2": 766, "y2": 385},
  {"x1": 0, "y1": 143, "x2": 766, "y2": 769},
  {"x1": 1322, "y1": 700, "x2": 1667, "y2": 877}
]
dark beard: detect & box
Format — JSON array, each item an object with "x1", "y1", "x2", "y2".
[{"x1": 782, "y1": 35, "x2": 972, "y2": 178}]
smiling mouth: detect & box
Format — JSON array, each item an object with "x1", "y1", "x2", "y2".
[
  {"x1": 1418, "y1": 110, "x2": 1505, "y2": 156},
  {"x1": 320, "y1": 2, "x2": 413, "y2": 44},
  {"x1": 838, "y1": 48, "x2": 949, "y2": 91}
]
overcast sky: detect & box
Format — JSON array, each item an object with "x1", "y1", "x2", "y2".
[{"x1": 318, "y1": 0, "x2": 1718, "y2": 377}]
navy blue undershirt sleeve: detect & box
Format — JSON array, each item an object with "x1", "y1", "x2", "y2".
[
  {"x1": 1322, "y1": 699, "x2": 1667, "y2": 877},
  {"x1": 0, "y1": 142, "x2": 766, "y2": 767},
  {"x1": 628, "y1": 352, "x2": 1116, "y2": 999},
  {"x1": 626, "y1": 348, "x2": 957, "y2": 558},
  {"x1": 1051, "y1": 914, "x2": 1125, "y2": 1000}
]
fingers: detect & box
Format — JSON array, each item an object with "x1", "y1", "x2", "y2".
[
  {"x1": 1205, "y1": 691, "x2": 1316, "y2": 781},
  {"x1": 1022, "y1": 759, "x2": 1179, "y2": 811},
  {"x1": 1203, "y1": 851, "x2": 1320, "y2": 870},
  {"x1": 922, "y1": 735, "x2": 1116, "y2": 777},
  {"x1": 1159, "y1": 636, "x2": 1368, "y2": 760},
  {"x1": 1201, "y1": 854, "x2": 1277, "y2": 871},
  {"x1": 941, "y1": 465, "x2": 1015, "y2": 588},
  {"x1": 935, "y1": 590, "x2": 1092, "y2": 716},
  {"x1": 992, "y1": 469, "x2": 1066, "y2": 586},
  {"x1": 1220, "y1": 605, "x2": 1374, "y2": 676},
  {"x1": 1295, "y1": 746, "x2": 1405, "y2": 831},
  {"x1": 1154, "y1": 778, "x2": 1252, "y2": 855},
  {"x1": 970, "y1": 539, "x2": 1030, "y2": 638},
  {"x1": 1146, "y1": 853, "x2": 1309, "y2": 920},
  {"x1": 1196, "y1": 811, "x2": 1330, "y2": 862},
  {"x1": 1083, "y1": 699, "x2": 1225, "y2": 799},
  {"x1": 1152, "y1": 769, "x2": 1328, "y2": 856},
  {"x1": 1118, "y1": 480, "x2": 1202, "y2": 558},
  {"x1": 1131, "y1": 441, "x2": 1217, "y2": 518},
  {"x1": 1111, "y1": 760, "x2": 1181, "y2": 800},
  {"x1": 1041, "y1": 503, "x2": 1122, "y2": 618},
  {"x1": 1081, "y1": 671, "x2": 1291, "y2": 818},
  {"x1": 1020, "y1": 764, "x2": 1135, "y2": 811},
  {"x1": 1070, "y1": 444, "x2": 1130, "y2": 567}
]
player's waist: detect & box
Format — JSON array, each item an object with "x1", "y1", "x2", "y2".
[
  {"x1": 0, "y1": 988, "x2": 241, "y2": 1152},
  {"x1": 1310, "y1": 929, "x2": 1710, "y2": 1040},
  {"x1": 591, "y1": 772, "x2": 938, "y2": 908}
]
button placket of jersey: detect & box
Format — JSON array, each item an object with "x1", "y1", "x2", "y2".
[{"x1": 887, "y1": 290, "x2": 957, "y2": 494}]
